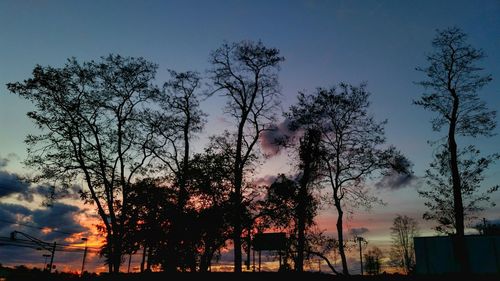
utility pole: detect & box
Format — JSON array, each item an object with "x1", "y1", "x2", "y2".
[
  {"x1": 48, "y1": 242, "x2": 56, "y2": 273},
  {"x1": 357, "y1": 237, "x2": 364, "y2": 275},
  {"x1": 81, "y1": 237, "x2": 88, "y2": 276},
  {"x1": 10, "y1": 231, "x2": 56, "y2": 273}
]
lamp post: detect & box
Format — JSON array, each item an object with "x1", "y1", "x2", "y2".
[
  {"x1": 81, "y1": 237, "x2": 88, "y2": 276},
  {"x1": 357, "y1": 236, "x2": 365, "y2": 275}
]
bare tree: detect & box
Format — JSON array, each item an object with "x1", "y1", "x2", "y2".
[
  {"x1": 288, "y1": 83, "x2": 410, "y2": 275},
  {"x1": 208, "y1": 40, "x2": 284, "y2": 272},
  {"x1": 7, "y1": 55, "x2": 159, "y2": 273},
  {"x1": 415, "y1": 27, "x2": 496, "y2": 271},
  {"x1": 390, "y1": 215, "x2": 418, "y2": 274}
]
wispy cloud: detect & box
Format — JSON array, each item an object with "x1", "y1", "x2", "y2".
[
  {"x1": 259, "y1": 119, "x2": 298, "y2": 156},
  {"x1": 375, "y1": 170, "x2": 420, "y2": 190},
  {"x1": 252, "y1": 175, "x2": 278, "y2": 187},
  {"x1": 349, "y1": 227, "x2": 369, "y2": 237}
]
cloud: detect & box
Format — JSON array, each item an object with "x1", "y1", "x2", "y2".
[
  {"x1": 0, "y1": 168, "x2": 82, "y2": 204},
  {"x1": 0, "y1": 203, "x2": 32, "y2": 231},
  {"x1": 0, "y1": 201, "x2": 94, "y2": 272},
  {"x1": 253, "y1": 175, "x2": 277, "y2": 187},
  {"x1": 34, "y1": 184, "x2": 82, "y2": 202},
  {"x1": 0, "y1": 202, "x2": 88, "y2": 241},
  {"x1": 32, "y1": 203, "x2": 87, "y2": 240},
  {"x1": 0, "y1": 153, "x2": 19, "y2": 169},
  {"x1": 349, "y1": 227, "x2": 369, "y2": 237},
  {"x1": 375, "y1": 170, "x2": 419, "y2": 190},
  {"x1": 0, "y1": 157, "x2": 8, "y2": 168},
  {"x1": 0, "y1": 170, "x2": 31, "y2": 199},
  {"x1": 259, "y1": 119, "x2": 296, "y2": 156}
]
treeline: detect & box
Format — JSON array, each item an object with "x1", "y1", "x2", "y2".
[{"x1": 6, "y1": 27, "x2": 497, "y2": 275}]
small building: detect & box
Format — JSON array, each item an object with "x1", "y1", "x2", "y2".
[{"x1": 414, "y1": 235, "x2": 500, "y2": 274}]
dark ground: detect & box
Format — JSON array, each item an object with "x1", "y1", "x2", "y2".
[{"x1": 2, "y1": 271, "x2": 500, "y2": 281}]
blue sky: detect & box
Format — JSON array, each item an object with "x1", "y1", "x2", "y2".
[{"x1": 0, "y1": 0, "x2": 499, "y2": 272}]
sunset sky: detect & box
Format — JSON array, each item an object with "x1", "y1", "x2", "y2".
[{"x1": 0, "y1": 0, "x2": 499, "y2": 274}]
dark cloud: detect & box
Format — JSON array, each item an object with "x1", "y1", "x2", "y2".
[
  {"x1": 0, "y1": 203, "x2": 32, "y2": 230},
  {"x1": 375, "y1": 170, "x2": 419, "y2": 190},
  {"x1": 349, "y1": 227, "x2": 369, "y2": 237},
  {"x1": 0, "y1": 201, "x2": 89, "y2": 271},
  {"x1": 259, "y1": 119, "x2": 297, "y2": 156},
  {"x1": 0, "y1": 169, "x2": 81, "y2": 204},
  {"x1": 32, "y1": 202, "x2": 86, "y2": 240},
  {"x1": 0, "y1": 170, "x2": 31, "y2": 199},
  {"x1": 0, "y1": 202, "x2": 87, "y2": 241},
  {"x1": 34, "y1": 184, "x2": 82, "y2": 202}
]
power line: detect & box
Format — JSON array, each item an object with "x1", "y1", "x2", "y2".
[
  {"x1": 0, "y1": 236, "x2": 101, "y2": 251},
  {"x1": 0, "y1": 218, "x2": 77, "y2": 236},
  {"x1": 0, "y1": 237, "x2": 101, "y2": 253}
]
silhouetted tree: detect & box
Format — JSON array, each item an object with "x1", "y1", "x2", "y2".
[
  {"x1": 148, "y1": 70, "x2": 206, "y2": 271},
  {"x1": 364, "y1": 246, "x2": 383, "y2": 275},
  {"x1": 288, "y1": 83, "x2": 410, "y2": 275},
  {"x1": 261, "y1": 174, "x2": 318, "y2": 264},
  {"x1": 208, "y1": 40, "x2": 284, "y2": 272},
  {"x1": 259, "y1": 175, "x2": 342, "y2": 273},
  {"x1": 390, "y1": 215, "x2": 418, "y2": 274},
  {"x1": 185, "y1": 148, "x2": 234, "y2": 272},
  {"x1": 125, "y1": 178, "x2": 175, "y2": 272},
  {"x1": 419, "y1": 145, "x2": 498, "y2": 234},
  {"x1": 295, "y1": 129, "x2": 323, "y2": 271},
  {"x1": 303, "y1": 229, "x2": 341, "y2": 275},
  {"x1": 415, "y1": 27, "x2": 496, "y2": 271},
  {"x1": 260, "y1": 129, "x2": 323, "y2": 272},
  {"x1": 7, "y1": 55, "x2": 159, "y2": 273}
]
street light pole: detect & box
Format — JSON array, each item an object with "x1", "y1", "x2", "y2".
[
  {"x1": 357, "y1": 237, "x2": 364, "y2": 276},
  {"x1": 81, "y1": 238, "x2": 88, "y2": 276}
]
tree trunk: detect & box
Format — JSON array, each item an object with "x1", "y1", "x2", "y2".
[
  {"x1": 146, "y1": 246, "x2": 153, "y2": 271},
  {"x1": 112, "y1": 236, "x2": 122, "y2": 273},
  {"x1": 336, "y1": 204, "x2": 349, "y2": 275},
  {"x1": 199, "y1": 247, "x2": 211, "y2": 272},
  {"x1": 164, "y1": 213, "x2": 180, "y2": 272},
  {"x1": 233, "y1": 120, "x2": 246, "y2": 273},
  {"x1": 233, "y1": 176, "x2": 243, "y2": 272},
  {"x1": 140, "y1": 245, "x2": 147, "y2": 272},
  {"x1": 448, "y1": 92, "x2": 469, "y2": 273},
  {"x1": 296, "y1": 183, "x2": 307, "y2": 272}
]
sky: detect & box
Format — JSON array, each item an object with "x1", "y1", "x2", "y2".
[{"x1": 0, "y1": 0, "x2": 499, "y2": 274}]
